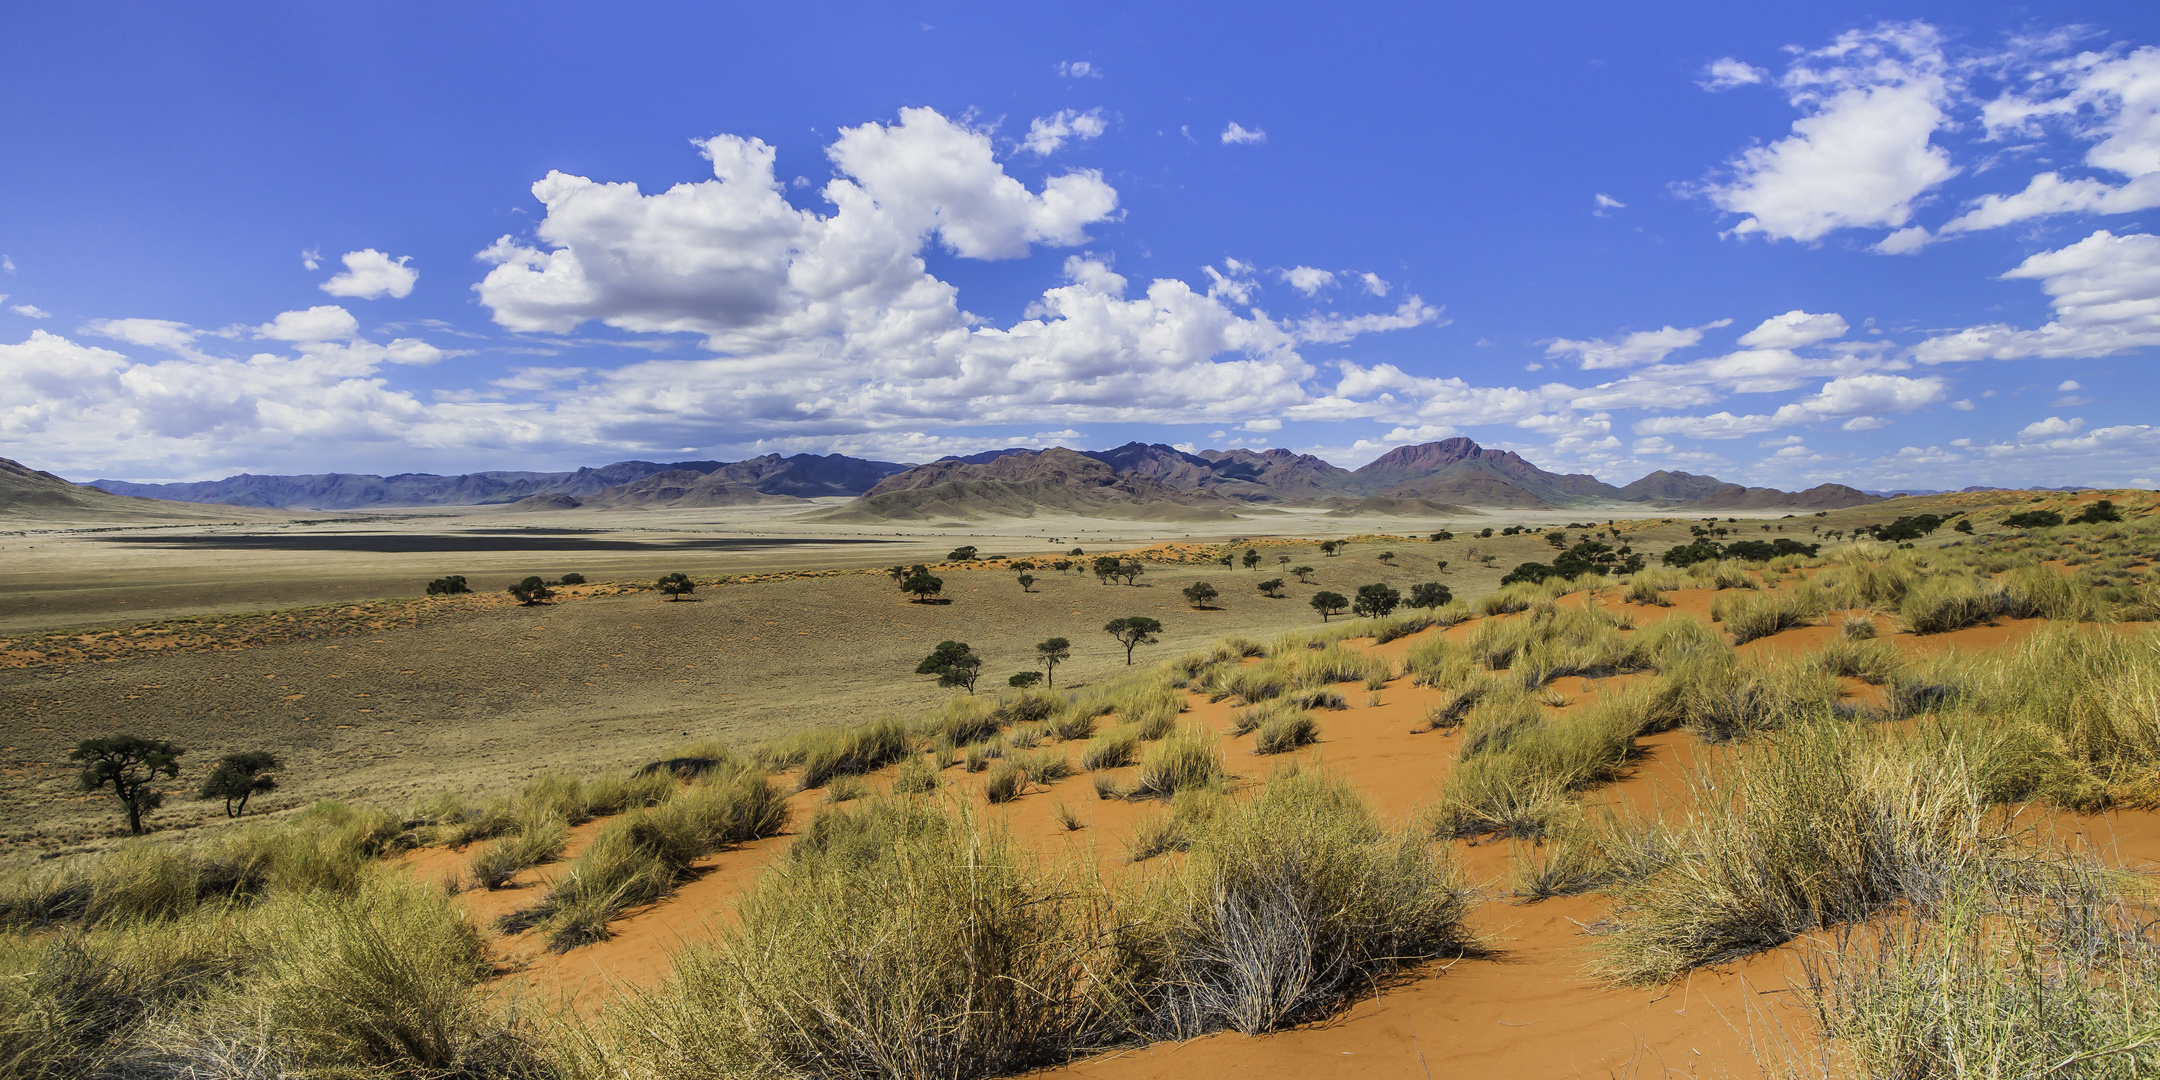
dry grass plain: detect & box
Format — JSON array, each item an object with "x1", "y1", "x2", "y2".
[{"x1": 3, "y1": 502, "x2": 1760, "y2": 864}]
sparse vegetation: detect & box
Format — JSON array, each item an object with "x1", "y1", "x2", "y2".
[
  {"x1": 656, "y1": 571, "x2": 695, "y2": 600},
  {"x1": 1105, "y1": 616, "x2": 1164, "y2": 665},
  {"x1": 196, "y1": 750, "x2": 279, "y2": 817},
  {"x1": 71, "y1": 736, "x2": 182, "y2": 836}
]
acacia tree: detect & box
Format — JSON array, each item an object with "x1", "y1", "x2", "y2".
[
  {"x1": 508, "y1": 576, "x2": 554, "y2": 605},
  {"x1": 1242, "y1": 549, "x2": 1261, "y2": 570},
  {"x1": 1017, "y1": 573, "x2": 1037, "y2": 593},
  {"x1": 1408, "y1": 582, "x2": 1452, "y2": 609},
  {"x1": 1377, "y1": 551, "x2": 1396, "y2": 565},
  {"x1": 1319, "y1": 540, "x2": 1341, "y2": 557},
  {"x1": 72, "y1": 736, "x2": 182, "y2": 835},
  {"x1": 1353, "y1": 583, "x2": 1402, "y2": 619},
  {"x1": 1035, "y1": 637, "x2": 1071, "y2": 688},
  {"x1": 1008, "y1": 671, "x2": 1044, "y2": 688},
  {"x1": 1116, "y1": 561, "x2": 1145, "y2": 586},
  {"x1": 1103, "y1": 616, "x2": 1163, "y2": 665},
  {"x1": 1182, "y1": 581, "x2": 1219, "y2": 609},
  {"x1": 1291, "y1": 565, "x2": 1315, "y2": 583},
  {"x1": 426, "y1": 575, "x2": 470, "y2": 595},
  {"x1": 657, "y1": 572, "x2": 695, "y2": 600},
  {"x1": 198, "y1": 751, "x2": 280, "y2": 817},
  {"x1": 915, "y1": 640, "x2": 982, "y2": 692},
  {"x1": 1257, "y1": 578, "x2": 1286, "y2": 598},
  {"x1": 901, "y1": 565, "x2": 944, "y2": 602},
  {"x1": 1309, "y1": 591, "x2": 1348, "y2": 621},
  {"x1": 1092, "y1": 555, "x2": 1122, "y2": 584}
]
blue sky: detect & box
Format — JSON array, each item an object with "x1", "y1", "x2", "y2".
[{"x1": 4, "y1": 2, "x2": 2159, "y2": 489}]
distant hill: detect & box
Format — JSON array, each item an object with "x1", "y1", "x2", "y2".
[
  {"x1": 1349, "y1": 438, "x2": 1622, "y2": 506},
  {"x1": 1, "y1": 457, "x2": 270, "y2": 522},
  {"x1": 810, "y1": 447, "x2": 1242, "y2": 522},
  {"x1": 1617, "y1": 470, "x2": 1734, "y2": 503},
  {"x1": 89, "y1": 453, "x2": 907, "y2": 510},
  {"x1": 1675, "y1": 483, "x2": 1880, "y2": 511}
]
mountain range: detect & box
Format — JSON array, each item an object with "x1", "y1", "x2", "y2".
[{"x1": 53, "y1": 438, "x2": 1883, "y2": 520}]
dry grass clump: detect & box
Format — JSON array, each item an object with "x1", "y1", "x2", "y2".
[
  {"x1": 1127, "y1": 726, "x2": 1226, "y2": 801},
  {"x1": 982, "y1": 761, "x2": 1027, "y2": 804},
  {"x1": 1369, "y1": 613, "x2": 1437, "y2": 644},
  {"x1": 0, "y1": 876, "x2": 540, "y2": 1080},
  {"x1": 1112, "y1": 682, "x2": 1186, "y2": 740},
  {"x1": 1081, "y1": 729, "x2": 1140, "y2": 772},
  {"x1": 1711, "y1": 585, "x2": 1828, "y2": 644},
  {"x1": 1475, "y1": 584, "x2": 1544, "y2": 616},
  {"x1": 755, "y1": 716, "x2": 913, "y2": 790},
  {"x1": 1253, "y1": 710, "x2": 1321, "y2": 755},
  {"x1": 924, "y1": 696, "x2": 1003, "y2": 748},
  {"x1": 468, "y1": 815, "x2": 569, "y2": 890},
  {"x1": 1277, "y1": 643, "x2": 1390, "y2": 689},
  {"x1": 522, "y1": 769, "x2": 677, "y2": 825},
  {"x1": 1120, "y1": 770, "x2": 1475, "y2": 1036},
  {"x1": 1795, "y1": 874, "x2": 2160, "y2": 1079},
  {"x1": 1431, "y1": 686, "x2": 1657, "y2": 840},
  {"x1": 509, "y1": 764, "x2": 789, "y2": 951},
  {"x1": 1808, "y1": 636, "x2": 1905, "y2": 686},
  {"x1": 1591, "y1": 724, "x2": 2077, "y2": 984},
  {"x1": 890, "y1": 754, "x2": 942, "y2": 794},
  {"x1": 1961, "y1": 625, "x2": 2160, "y2": 798},
  {"x1": 1212, "y1": 662, "x2": 1292, "y2": 705},
  {"x1": 1897, "y1": 573, "x2": 2013, "y2": 634},
  {"x1": 1623, "y1": 577, "x2": 1670, "y2": 606},
  {"x1": 1840, "y1": 614, "x2": 1878, "y2": 640},
  {"x1": 582, "y1": 800, "x2": 1116, "y2": 1080}
]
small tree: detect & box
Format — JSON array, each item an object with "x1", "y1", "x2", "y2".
[
  {"x1": 1069, "y1": 547, "x2": 1085, "y2": 556},
  {"x1": 915, "y1": 640, "x2": 983, "y2": 693},
  {"x1": 1182, "y1": 581, "x2": 1219, "y2": 608},
  {"x1": 509, "y1": 576, "x2": 554, "y2": 605},
  {"x1": 1319, "y1": 540, "x2": 1341, "y2": 557},
  {"x1": 1309, "y1": 591, "x2": 1348, "y2": 621},
  {"x1": 886, "y1": 564, "x2": 911, "y2": 583},
  {"x1": 1092, "y1": 555, "x2": 1122, "y2": 584},
  {"x1": 1277, "y1": 554, "x2": 1291, "y2": 567},
  {"x1": 198, "y1": 751, "x2": 280, "y2": 817},
  {"x1": 1291, "y1": 565, "x2": 1315, "y2": 583},
  {"x1": 2072, "y1": 499, "x2": 2122, "y2": 525},
  {"x1": 426, "y1": 575, "x2": 469, "y2": 595},
  {"x1": 1216, "y1": 551, "x2": 1234, "y2": 567},
  {"x1": 1103, "y1": 617, "x2": 1163, "y2": 665},
  {"x1": 1953, "y1": 518, "x2": 1974, "y2": 534},
  {"x1": 656, "y1": 572, "x2": 695, "y2": 600},
  {"x1": 1242, "y1": 549, "x2": 1261, "y2": 570},
  {"x1": 558, "y1": 573, "x2": 587, "y2": 585},
  {"x1": 1009, "y1": 671, "x2": 1044, "y2": 689},
  {"x1": 1017, "y1": 573, "x2": 1037, "y2": 593},
  {"x1": 72, "y1": 736, "x2": 181, "y2": 835},
  {"x1": 1036, "y1": 637, "x2": 1072, "y2": 688},
  {"x1": 1257, "y1": 577, "x2": 1285, "y2": 598},
  {"x1": 1435, "y1": 559, "x2": 1450, "y2": 573},
  {"x1": 1352, "y1": 583, "x2": 1402, "y2": 619},
  {"x1": 1408, "y1": 582, "x2": 1452, "y2": 609},
  {"x1": 1430, "y1": 530, "x2": 1453, "y2": 541},
  {"x1": 902, "y1": 567, "x2": 945, "y2": 603},
  {"x1": 1377, "y1": 551, "x2": 1396, "y2": 565},
  {"x1": 947, "y1": 545, "x2": 979, "y2": 562},
  {"x1": 1117, "y1": 561, "x2": 1145, "y2": 586}
]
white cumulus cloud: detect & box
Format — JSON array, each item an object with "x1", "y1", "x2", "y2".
[
  {"x1": 1058, "y1": 60, "x2": 1100, "y2": 79},
  {"x1": 11, "y1": 304, "x2": 49, "y2": 319},
  {"x1": 255, "y1": 306, "x2": 360, "y2": 342},
  {"x1": 1700, "y1": 23, "x2": 1957, "y2": 243},
  {"x1": 1023, "y1": 108, "x2": 1108, "y2": 155},
  {"x1": 1944, "y1": 46, "x2": 2160, "y2": 234},
  {"x1": 1737, "y1": 309, "x2": 1849, "y2": 349},
  {"x1": 1912, "y1": 230, "x2": 2160, "y2": 362},
  {"x1": 320, "y1": 249, "x2": 418, "y2": 299},
  {"x1": 1699, "y1": 57, "x2": 1769, "y2": 91},
  {"x1": 1545, "y1": 319, "x2": 1732, "y2": 370},
  {"x1": 1280, "y1": 266, "x2": 1335, "y2": 295},
  {"x1": 1221, "y1": 122, "x2": 1266, "y2": 145}
]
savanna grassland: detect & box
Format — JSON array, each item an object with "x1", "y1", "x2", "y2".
[{"x1": 6, "y1": 488, "x2": 2160, "y2": 1080}]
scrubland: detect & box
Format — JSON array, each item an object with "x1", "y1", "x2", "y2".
[{"x1": 7, "y1": 497, "x2": 2160, "y2": 1079}]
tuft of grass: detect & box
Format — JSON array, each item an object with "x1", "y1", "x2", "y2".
[
  {"x1": 1081, "y1": 730, "x2": 1139, "y2": 772},
  {"x1": 1252, "y1": 710, "x2": 1320, "y2": 755},
  {"x1": 1092, "y1": 773, "x2": 1125, "y2": 801},
  {"x1": 891, "y1": 755, "x2": 943, "y2": 794},
  {"x1": 468, "y1": 816, "x2": 568, "y2": 890},
  {"x1": 983, "y1": 761, "x2": 1027, "y2": 804},
  {"x1": 592, "y1": 800, "x2": 1117, "y2": 1080},
  {"x1": 761, "y1": 717, "x2": 914, "y2": 791},
  {"x1": 1591, "y1": 723, "x2": 2075, "y2": 984},
  {"x1": 1623, "y1": 577, "x2": 1670, "y2": 606},
  {"x1": 1432, "y1": 686, "x2": 1655, "y2": 839},
  {"x1": 1840, "y1": 614, "x2": 1878, "y2": 640},
  {"x1": 1898, "y1": 574, "x2": 2010, "y2": 635},
  {"x1": 1711, "y1": 589, "x2": 1821, "y2": 644},
  {"x1": 1048, "y1": 708, "x2": 1100, "y2": 742},
  {"x1": 1055, "y1": 802, "x2": 1085, "y2": 832},
  {"x1": 1121, "y1": 770, "x2": 1474, "y2": 1036},
  {"x1": 513, "y1": 765, "x2": 789, "y2": 951},
  {"x1": 824, "y1": 776, "x2": 870, "y2": 804},
  {"x1": 1127, "y1": 727, "x2": 1226, "y2": 801},
  {"x1": 1810, "y1": 636, "x2": 1905, "y2": 686}
]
